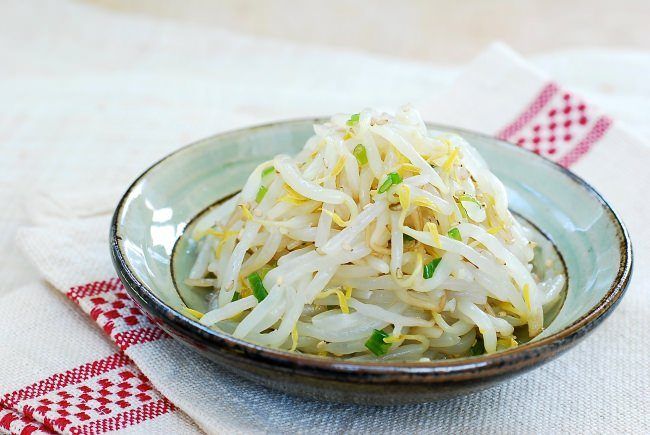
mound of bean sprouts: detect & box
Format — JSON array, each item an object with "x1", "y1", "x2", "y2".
[{"x1": 185, "y1": 106, "x2": 565, "y2": 361}]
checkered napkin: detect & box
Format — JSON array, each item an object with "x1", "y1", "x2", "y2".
[{"x1": 4, "y1": 44, "x2": 650, "y2": 434}]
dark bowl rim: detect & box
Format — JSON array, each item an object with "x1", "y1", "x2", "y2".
[{"x1": 110, "y1": 117, "x2": 633, "y2": 382}]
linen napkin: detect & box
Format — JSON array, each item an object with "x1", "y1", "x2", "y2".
[{"x1": 5, "y1": 44, "x2": 650, "y2": 434}]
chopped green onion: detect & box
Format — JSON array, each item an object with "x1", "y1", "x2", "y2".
[
  {"x1": 247, "y1": 272, "x2": 268, "y2": 302},
  {"x1": 346, "y1": 113, "x2": 360, "y2": 126},
  {"x1": 261, "y1": 166, "x2": 275, "y2": 178},
  {"x1": 377, "y1": 172, "x2": 403, "y2": 194},
  {"x1": 422, "y1": 257, "x2": 442, "y2": 279},
  {"x1": 403, "y1": 233, "x2": 415, "y2": 242},
  {"x1": 448, "y1": 228, "x2": 462, "y2": 241},
  {"x1": 364, "y1": 329, "x2": 391, "y2": 356},
  {"x1": 470, "y1": 337, "x2": 485, "y2": 356},
  {"x1": 353, "y1": 144, "x2": 368, "y2": 166},
  {"x1": 255, "y1": 185, "x2": 268, "y2": 203},
  {"x1": 390, "y1": 172, "x2": 403, "y2": 184},
  {"x1": 378, "y1": 178, "x2": 392, "y2": 194},
  {"x1": 231, "y1": 291, "x2": 241, "y2": 302}
]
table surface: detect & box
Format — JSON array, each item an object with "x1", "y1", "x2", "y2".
[
  {"x1": 1, "y1": 0, "x2": 649, "y2": 299},
  {"x1": 86, "y1": 0, "x2": 650, "y2": 63}
]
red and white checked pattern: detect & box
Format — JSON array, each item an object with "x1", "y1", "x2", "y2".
[
  {"x1": 1, "y1": 352, "x2": 174, "y2": 435},
  {"x1": 68, "y1": 279, "x2": 169, "y2": 352},
  {"x1": 497, "y1": 82, "x2": 613, "y2": 167},
  {"x1": 0, "y1": 407, "x2": 51, "y2": 435},
  {"x1": 1, "y1": 281, "x2": 175, "y2": 435}
]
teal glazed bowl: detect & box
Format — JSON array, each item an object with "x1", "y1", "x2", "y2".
[{"x1": 110, "y1": 119, "x2": 632, "y2": 405}]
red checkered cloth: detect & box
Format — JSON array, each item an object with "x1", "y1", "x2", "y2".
[{"x1": 6, "y1": 45, "x2": 648, "y2": 434}]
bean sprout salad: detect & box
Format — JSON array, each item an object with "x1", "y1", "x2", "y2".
[{"x1": 183, "y1": 106, "x2": 565, "y2": 361}]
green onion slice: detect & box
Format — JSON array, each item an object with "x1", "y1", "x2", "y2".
[
  {"x1": 231, "y1": 291, "x2": 241, "y2": 302},
  {"x1": 422, "y1": 257, "x2": 442, "y2": 279},
  {"x1": 470, "y1": 337, "x2": 485, "y2": 356},
  {"x1": 255, "y1": 185, "x2": 268, "y2": 203},
  {"x1": 403, "y1": 233, "x2": 415, "y2": 242},
  {"x1": 353, "y1": 144, "x2": 368, "y2": 166},
  {"x1": 261, "y1": 166, "x2": 275, "y2": 178},
  {"x1": 448, "y1": 227, "x2": 462, "y2": 241},
  {"x1": 346, "y1": 113, "x2": 360, "y2": 126},
  {"x1": 364, "y1": 329, "x2": 391, "y2": 356},
  {"x1": 377, "y1": 172, "x2": 403, "y2": 194},
  {"x1": 247, "y1": 272, "x2": 268, "y2": 302}
]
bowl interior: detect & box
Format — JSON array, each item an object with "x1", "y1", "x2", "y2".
[{"x1": 114, "y1": 119, "x2": 624, "y2": 346}]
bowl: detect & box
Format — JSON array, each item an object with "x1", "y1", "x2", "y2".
[{"x1": 110, "y1": 118, "x2": 632, "y2": 405}]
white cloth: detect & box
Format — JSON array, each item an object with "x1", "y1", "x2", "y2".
[{"x1": 4, "y1": 42, "x2": 649, "y2": 434}]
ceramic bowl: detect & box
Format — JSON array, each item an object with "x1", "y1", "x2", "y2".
[{"x1": 110, "y1": 119, "x2": 632, "y2": 405}]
